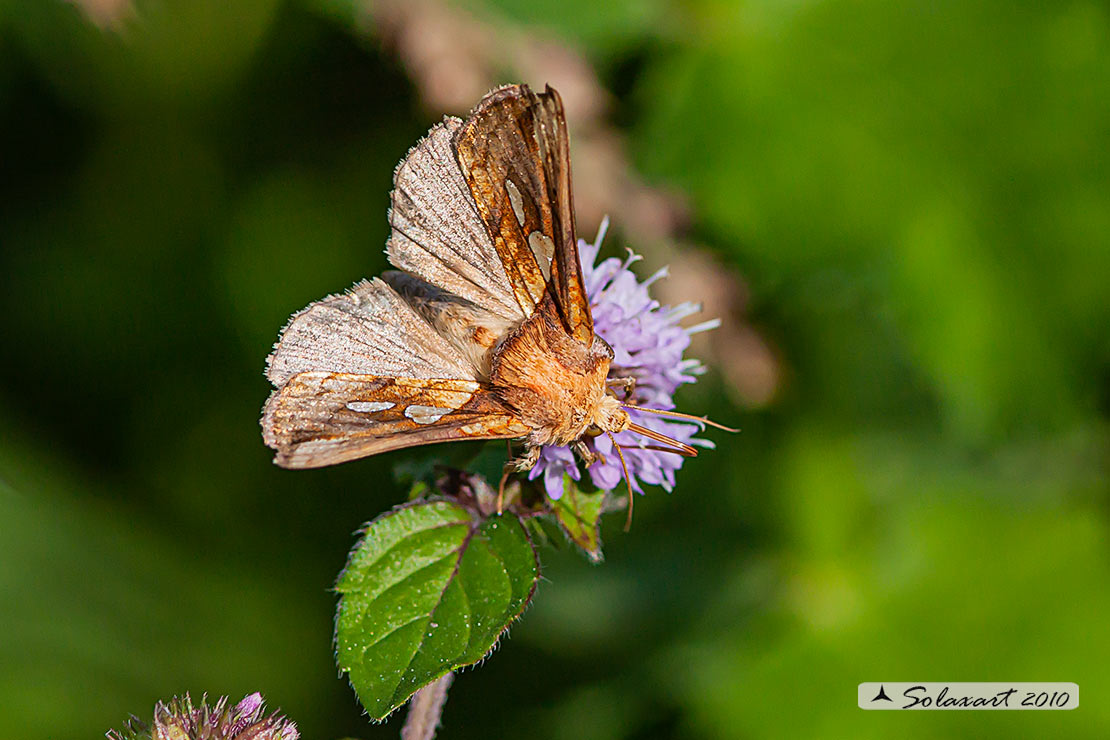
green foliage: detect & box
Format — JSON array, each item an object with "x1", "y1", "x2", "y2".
[
  {"x1": 634, "y1": 0, "x2": 1110, "y2": 444},
  {"x1": 336, "y1": 501, "x2": 538, "y2": 719},
  {"x1": 0, "y1": 0, "x2": 1107, "y2": 738},
  {"x1": 550, "y1": 477, "x2": 606, "y2": 562}
]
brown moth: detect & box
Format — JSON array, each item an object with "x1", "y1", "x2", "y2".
[{"x1": 262, "y1": 84, "x2": 709, "y2": 483}]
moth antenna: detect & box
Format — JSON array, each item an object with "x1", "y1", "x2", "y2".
[
  {"x1": 622, "y1": 404, "x2": 739, "y2": 432},
  {"x1": 627, "y1": 423, "x2": 699, "y2": 457},
  {"x1": 594, "y1": 214, "x2": 610, "y2": 247},
  {"x1": 617, "y1": 444, "x2": 691, "y2": 456},
  {"x1": 607, "y1": 430, "x2": 635, "y2": 531}
]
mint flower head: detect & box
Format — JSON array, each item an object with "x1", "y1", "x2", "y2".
[
  {"x1": 107, "y1": 692, "x2": 298, "y2": 740},
  {"x1": 530, "y1": 219, "x2": 719, "y2": 499}
]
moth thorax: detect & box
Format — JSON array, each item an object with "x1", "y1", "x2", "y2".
[{"x1": 595, "y1": 394, "x2": 631, "y2": 434}]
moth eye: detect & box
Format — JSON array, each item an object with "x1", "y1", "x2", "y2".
[{"x1": 584, "y1": 424, "x2": 603, "y2": 438}]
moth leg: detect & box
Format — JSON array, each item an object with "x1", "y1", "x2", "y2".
[
  {"x1": 606, "y1": 376, "x2": 637, "y2": 401},
  {"x1": 573, "y1": 440, "x2": 606, "y2": 467},
  {"x1": 507, "y1": 445, "x2": 542, "y2": 472},
  {"x1": 499, "y1": 446, "x2": 541, "y2": 511}
]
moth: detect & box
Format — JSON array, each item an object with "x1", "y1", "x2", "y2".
[{"x1": 262, "y1": 84, "x2": 719, "y2": 492}]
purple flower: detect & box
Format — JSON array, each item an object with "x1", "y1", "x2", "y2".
[
  {"x1": 107, "y1": 692, "x2": 299, "y2": 740},
  {"x1": 529, "y1": 219, "x2": 718, "y2": 499}
]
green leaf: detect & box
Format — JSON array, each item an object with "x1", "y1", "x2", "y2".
[
  {"x1": 335, "y1": 501, "x2": 539, "y2": 720},
  {"x1": 550, "y1": 476, "x2": 605, "y2": 562}
]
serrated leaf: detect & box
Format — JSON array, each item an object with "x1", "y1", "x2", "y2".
[
  {"x1": 524, "y1": 516, "x2": 556, "y2": 550},
  {"x1": 550, "y1": 476, "x2": 605, "y2": 562},
  {"x1": 335, "y1": 501, "x2": 539, "y2": 719}
]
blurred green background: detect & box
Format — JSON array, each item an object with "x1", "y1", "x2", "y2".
[{"x1": 2, "y1": 0, "x2": 1108, "y2": 738}]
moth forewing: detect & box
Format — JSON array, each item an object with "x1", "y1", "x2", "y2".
[
  {"x1": 530, "y1": 85, "x2": 593, "y2": 345},
  {"x1": 454, "y1": 86, "x2": 560, "y2": 319},
  {"x1": 262, "y1": 373, "x2": 529, "y2": 469}
]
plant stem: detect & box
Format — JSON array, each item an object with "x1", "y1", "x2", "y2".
[{"x1": 401, "y1": 672, "x2": 454, "y2": 740}]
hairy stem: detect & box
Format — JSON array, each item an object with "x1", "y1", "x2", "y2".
[{"x1": 401, "y1": 672, "x2": 454, "y2": 740}]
